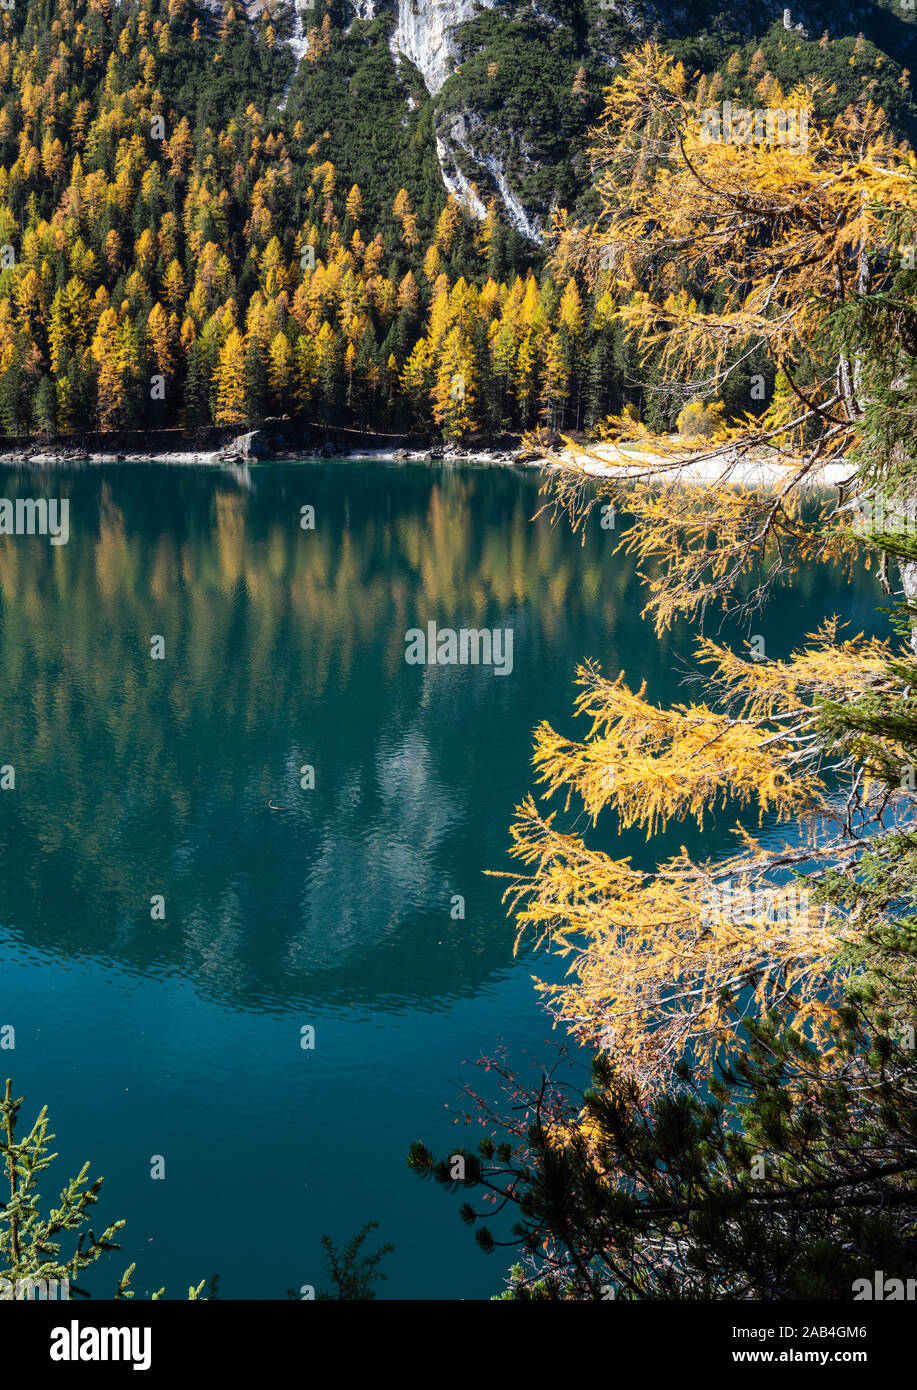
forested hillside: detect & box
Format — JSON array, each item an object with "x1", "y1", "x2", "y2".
[
  {"x1": 6, "y1": 0, "x2": 917, "y2": 1326},
  {"x1": 0, "y1": 0, "x2": 914, "y2": 441}
]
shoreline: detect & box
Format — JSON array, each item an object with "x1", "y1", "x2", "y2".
[
  {"x1": 536, "y1": 439, "x2": 852, "y2": 489},
  {"x1": 0, "y1": 431, "x2": 850, "y2": 488},
  {"x1": 0, "y1": 425, "x2": 529, "y2": 470},
  {"x1": 0, "y1": 432, "x2": 534, "y2": 470},
  {"x1": 0, "y1": 446, "x2": 537, "y2": 467}
]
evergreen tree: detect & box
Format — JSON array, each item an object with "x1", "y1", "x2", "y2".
[{"x1": 1, "y1": 1080, "x2": 204, "y2": 1300}]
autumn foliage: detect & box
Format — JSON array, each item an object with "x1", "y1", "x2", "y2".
[{"x1": 501, "y1": 45, "x2": 917, "y2": 1089}]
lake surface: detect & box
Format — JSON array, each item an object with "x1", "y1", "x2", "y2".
[{"x1": 0, "y1": 460, "x2": 889, "y2": 1299}]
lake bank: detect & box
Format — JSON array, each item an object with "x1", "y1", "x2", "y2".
[
  {"x1": 0, "y1": 424, "x2": 526, "y2": 469},
  {"x1": 0, "y1": 428, "x2": 850, "y2": 488},
  {"x1": 532, "y1": 439, "x2": 852, "y2": 489},
  {"x1": 0, "y1": 459, "x2": 888, "y2": 1298}
]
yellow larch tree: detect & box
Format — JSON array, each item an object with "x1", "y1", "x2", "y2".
[
  {"x1": 214, "y1": 327, "x2": 247, "y2": 425},
  {"x1": 502, "y1": 625, "x2": 909, "y2": 1088},
  {"x1": 431, "y1": 323, "x2": 476, "y2": 440},
  {"x1": 548, "y1": 41, "x2": 917, "y2": 630},
  {"x1": 496, "y1": 42, "x2": 917, "y2": 1094}
]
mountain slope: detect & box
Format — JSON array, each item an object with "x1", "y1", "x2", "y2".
[
  {"x1": 0, "y1": 0, "x2": 914, "y2": 445},
  {"x1": 272, "y1": 0, "x2": 917, "y2": 240}
]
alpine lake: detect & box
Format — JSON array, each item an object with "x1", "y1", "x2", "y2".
[{"x1": 0, "y1": 458, "x2": 889, "y2": 1299}]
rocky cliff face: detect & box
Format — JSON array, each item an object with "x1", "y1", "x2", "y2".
[
  {"x1": 383, "y1": 0, "x2": 531, "y2": 235},
  {"x1": 266, "y1": 0, "x2": 495, "y2": 94},
  {"x1": 389, "y1": 0, "x2": 499, "y2": 94},
  {"x1": 269, "y1": 0, "x2": 507, "y2": 219},
  {"x1": 383, "y1": 0, "x2": 555, "y2": 240},
  {"x1": 267, "y1": 0, "x2": 917, "y2": 246}
]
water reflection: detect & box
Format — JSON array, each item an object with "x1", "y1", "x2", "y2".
[{"x1": 0, "y1": 461, "x2": 888, "y2": 1017}]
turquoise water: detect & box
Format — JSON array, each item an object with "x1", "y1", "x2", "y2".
[{"x1": 0, "y1": 461, "x2": 889, "y2": 1299}]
